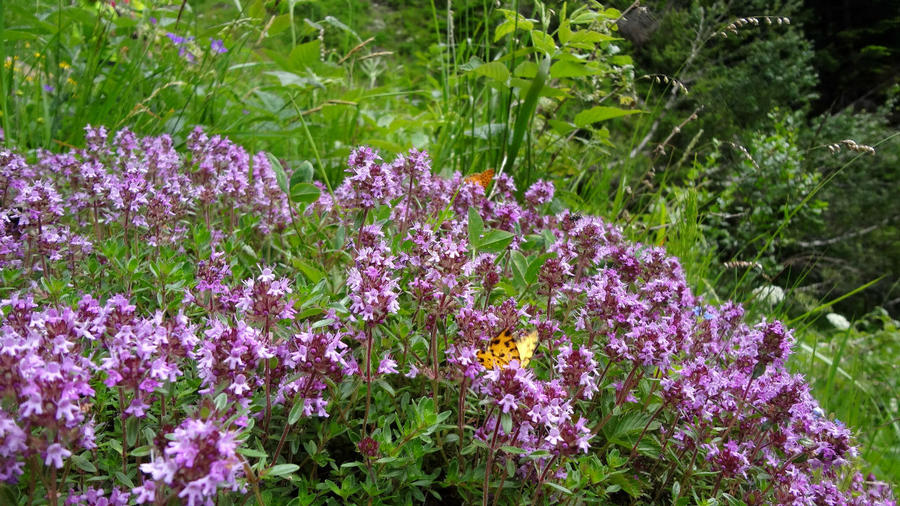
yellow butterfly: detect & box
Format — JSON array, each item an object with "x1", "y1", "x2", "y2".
[{"x1": 477, "y1": 328, "x2": 539, "y2": 369}]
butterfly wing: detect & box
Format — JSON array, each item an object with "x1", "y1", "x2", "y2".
[
  {"x1": 464, "y1": 168, "x2": 495, "y2": 189},
  {"x1": 476, "y1": 348, "x2": 495, "y2": 369},
  {"x1": 514, "y1": 330, "x2": 539, "y2": 368},
  {"x1": 478, "y1": 328, "x2": 518, "y2": 369}
]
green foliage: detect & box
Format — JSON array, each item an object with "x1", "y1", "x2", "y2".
[
  {"x1": 793, "y1": 308, "x2": 900, "y2": 481},
  {"x1": 695, "y1": 110, "x2": 825, "y2": 267}
]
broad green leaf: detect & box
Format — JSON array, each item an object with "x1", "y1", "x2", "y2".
[
  {"x1": 468, "y1": 207, "x2": 484, "y2": 247},
  {"x1": 574, "y1": 106, "x2": 642, "y2": 127},
  {"x1": 471, "y1": 61, "x2": 510, "y2": 83},
  {"x1": 514, "y1": 61, "x2": 538, "y2": 78},
  {"x1": 265, "y1": 153, "x2": 289, "y2": 194},
  {"x1": 510, "y1": 250, "x2": 528, "y2": 287},
  {"x1": 266, "y1": 70, "x2": 324, "y2": 89},
  {"x1": 290, "y1": 160, "x2": 315, "y2": 185},
  {"x1": 526, "y1": 253, "x2": 555, "y2": 284},
  {"x1": 550, "y1": 60, "x2": 601, "y2": 78},
  {"x1": 290, "y1": 183, "x2": 321, "y2": 204},
  {"x1": 288, "y1": 399, "x2": 305, "y2": 425},
  {"x1": 530, "y1": 30, "x2": 557, "y2": 54},
  {"x1": 293, "y1": 259, "x2": 324, "y2": 283},
  {"x1": 290, "y1": 39, "x2": 321, "y2": 68},
  {"x1": 71, "y1": 454, "x2": 97, "y2": 473},
  {"x1": 478, "y1": 230, "x2": 515, "y2": 253},
  {"x1": 501, "y1": 413, "x2": 513, "y2": 435},
  {"x1": 265, "y1": 464, "x2": 300, "y2": 478}
]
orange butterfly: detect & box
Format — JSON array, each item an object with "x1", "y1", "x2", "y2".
[
  {"x1": 464, "y1": 168, "x2": 494, "y2": 189},
  {"x1": 477, "y1": 328, "x2": 539, "y2": 369}
]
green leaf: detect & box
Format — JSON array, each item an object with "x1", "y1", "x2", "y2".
[
  {"x1": 504, "y1": 56, "x2": 549, "y2": 178},
  {"x1": 290, "y1": 161, "x2": 315, "y2": 186},
  {"x1": 265, "y1": 464, "x2": 300, "y2": 478},
  {"x1": 526, "y1": 253, "x2": 555, "y2": 284},
  {"x1": 125, "y1": 416, "x2": 139, "y2": 448},
  {"x1": 478, "y1": 230, "x2": 515, "y2": 253},
  {"x1": 603, "y1": 411, "x2": 652, "y2": 446},
  {"x1": 471, "y1": 61, "x2": 510, "y2": 83},
  {"x1": 530, "y1": 30, "x2": 557, "y2": 54},
  {"x1": 494, "y1": 10, "x2": 534, "y2": 41},
  {"x1": 544, "y1": 481, "x2": 573, "y2": 495},
  {"x1": 467, "y1": 207, "x2": 484, "y2": 247},
  {"x1": 574, "y1": 106, "x2": 642, "y2": 127},
  {"x1": 510, "y1": 250, "x2": 528, "y2": 287},
  {"x1": 71, "y1": 453, "x2": 97, "y2": 473},
  {"x1": 514, "y1": 61, "x2": 538, "y2": 78},
  {"x1": 115, "y1": 471, "x2": 134, "y2": 489},
  {"x1": 289, "y1": 40, "x2": 321, "y2": 68},
  {"x1": 237, "y1": 447, "x2": 269, "y2": 458},
  {"x1": 288, "y1": 399, "x2": 305, "y2": 425},
  {"x1": 293, "y1": 259, "x2": 324, "y2": 283},
  {"x1": 265, "y1": 153, "x2": 289, "y2": 194},
  {"x1": 550, "y1": 60, "x2": 600, "y2": 78},
  {"x1": 213, "y1": 392, "x2": 228, "y2": 412},
  {"x1": 501, "y1": 413, "x2": 513, "y2": 435},
  {"x1": 290, "y1": 183, "x2": 321, "y2": 204},
  {"x1": 266, "y1": 70, "x2": 324, "y2": 89}
]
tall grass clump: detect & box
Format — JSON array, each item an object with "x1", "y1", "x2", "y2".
[{"x1": 0, "y1": 128, "x2": 895, "y2": 504}]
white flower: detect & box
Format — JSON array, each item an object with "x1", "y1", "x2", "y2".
[
  {"x1": 825, "y1": 312, "x2": 850, "y2": 331},
  {"x1": 752, "y1": 285, "x2": 785, "y2": 305}
]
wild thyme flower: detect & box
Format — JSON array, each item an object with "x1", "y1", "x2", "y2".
[
  {"x1": 0, "y1": 409, "x2": 26, "y2": 483},
  {"x1": 272, "y1": 324, "x2": 358, "y2": 416},
  {"x1": 0, "y1": 295, "x2": 97, "y2": 482},
  {"x1": 347, "y1": 233, "x2": 400, "y2": 324},
  {"x1": 462, "y1": 253, "x2": 500, "y2": 294},
  {"x1": 133, "y1": 417, "x2": 245, "y2": 505},
  {"x1": 64, "y1": 486, "x2": 131, "y2": 505},
  {"x1": 235, "y1": 265, "x2": 297, "y2": 327},
  {"x1": 334, "y1": 146, "x2": 401, "y2": 211},
  {"x1": 196, "y1": 319, "x2": 271, "y2": 402},
  {"x1": 555, "y1": 342, "x2": 599, "y2": 400},
  {"x1": 99, "y1": 307, "x2": 185, "y2": 418}
]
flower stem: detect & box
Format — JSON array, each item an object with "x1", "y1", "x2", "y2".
[
  {"x1": 482, "y1": 416, "x2": 503, "y2": 506},
  {"x1": 362, "y1": 326, "x2": 374, "y2": 438},
  {"x1": 117, "y1": 386, "x2": 129, "y2": 475}
]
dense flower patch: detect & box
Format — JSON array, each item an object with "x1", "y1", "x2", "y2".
[{"x1": 0, "y1": 127, "x2": 895, "y2": 504}]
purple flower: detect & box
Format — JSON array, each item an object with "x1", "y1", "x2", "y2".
[
  {"x1": 210, "y1": 39, "x2": 228, "y2": 54},
  {"x1": 377, "y1": 353, "x2": 398, "y2": 375},
  {"x1": 134, "y1": 417, "x2": 245, "y2": 505},
  {"x1": 334, "y1": 146, "x2": 401, "y2": 211},
  {"x1": 346, "y1": 229, "x2": 400, "y2": 324},
  {"x1": 357, "y1": 436, "x2": 379, "y2": 457},
  {"x1": 43, "y1": 443, "x2": 71, "y2": 469},
  {"x1": 234, "y1": 265, "x2": 297, "y2": 326}
]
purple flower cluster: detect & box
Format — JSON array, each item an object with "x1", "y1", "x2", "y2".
[
  {"x1": 133, "y1": 416, "x2": 245, "y2": 505},
  {"x1": 0, "y1": 294, "x2": 97, "y2": 482},
  {"x1": 0, "y1": 132, "x2": 894, "y2": 504},
  {"x1": 474, "y1": 363, "x2": 592, "y2": 466},
  {"x1": 272, "y1": 322, "x2": 358, "y2": 416},
  {"x1": 65, "y1": 486, "x2": 130, "y2": 506},
  {"x1": 0, "y1": 126, "x2": 292, "y2": 274},
  {"x1": 99, "y1": 296, "x2": 196, "y2": 417},
  {"x1": 317, "y1": 144, "x2": 895, "y2": 503},
  {"x1": 346, "y1": 225, "x2": 400, "y2": 324}
]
